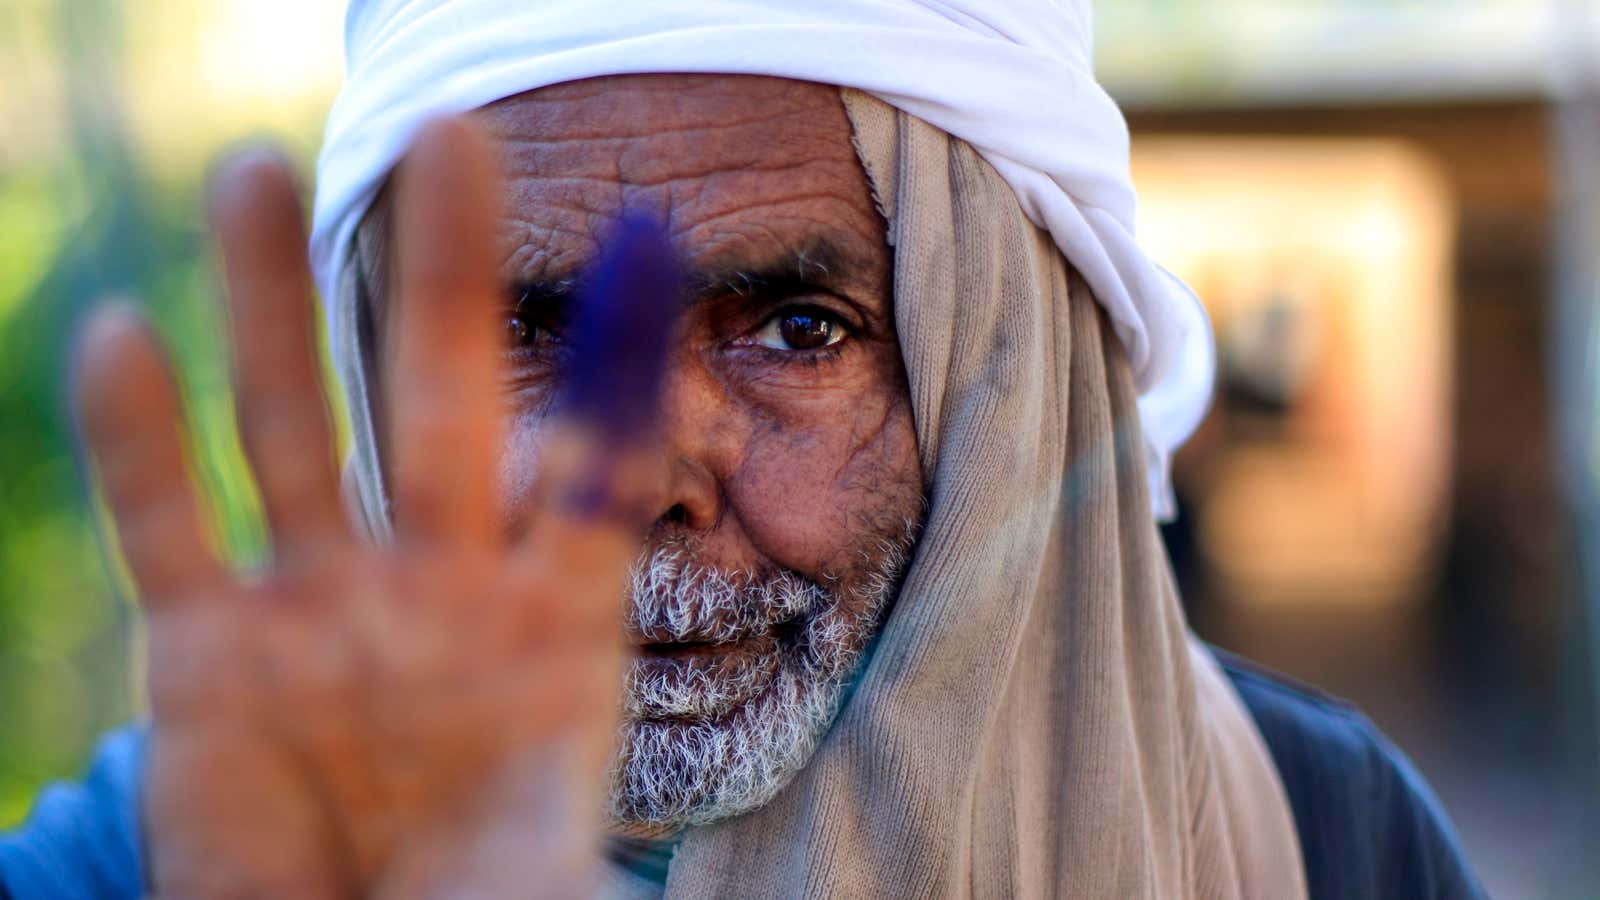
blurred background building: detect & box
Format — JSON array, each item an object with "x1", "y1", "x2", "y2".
[
  {"x1": 1, "y1": 1, "x2": 1597, "y2": 897},
  {"x1": 1101, "y1": 2, "x2": 1600, "y2": 897}
]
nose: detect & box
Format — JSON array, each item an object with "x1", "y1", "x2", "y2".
[{"x1": 646, "y1": 357, "x2": 724, "y2": 532}]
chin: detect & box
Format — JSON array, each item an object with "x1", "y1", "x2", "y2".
[{"x1": 605, "y1": 603, "x2": 867, "y2": 832}]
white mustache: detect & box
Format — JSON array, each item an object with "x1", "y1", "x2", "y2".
[{"x1": 625, "y1": 547, "x2": 828, "y2": 645}]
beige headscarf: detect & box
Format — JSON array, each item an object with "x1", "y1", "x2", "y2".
[{"x1": 334, "y1": 90, "x2": 1307, "y2": 899}]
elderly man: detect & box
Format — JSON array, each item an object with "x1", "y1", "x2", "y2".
[{"x1": 2, "y1": 2, "x2": 1485, "y2": 898}]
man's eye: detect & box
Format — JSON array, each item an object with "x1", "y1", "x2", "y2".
[
  {"x1": 504, "y1": 312, "x2": 562, "y2": 349},
  {"x1": 751, "y1": 308, "x2": 848, "y2": 351}
]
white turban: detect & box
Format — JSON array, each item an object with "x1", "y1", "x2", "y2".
[{"x1": 309, "y1": 0, "x2": 1216, "y2": 519}]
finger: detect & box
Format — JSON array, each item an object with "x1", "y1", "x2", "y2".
[
  {"x1": 521, "y1": 213, "x2": 681, "y2": 563},
  {"x1": 387, "y1": 115, "x2": 505, "y2": 548},
  {"x1": 210, "y1": 149, "x2": 348, "y2": 561},
  {"x1": 559, "y1": 213, "x2": 682, "y2": 448},
  {"x1": 73, "y1": 305, "x2": 227, "y2": 607}
]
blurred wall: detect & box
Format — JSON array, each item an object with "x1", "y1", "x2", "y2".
[{"x1": 1129, "y1": 96, "x2": 1593, "y2": 900}]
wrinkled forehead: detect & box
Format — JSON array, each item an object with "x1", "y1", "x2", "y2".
[{"x1": 471, "y1": 74, "x2": 886, "y2": 288}]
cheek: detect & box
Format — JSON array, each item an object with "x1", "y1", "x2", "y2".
[{"x1": 724, "y1": 379, "x2": 921, "y2": 579}]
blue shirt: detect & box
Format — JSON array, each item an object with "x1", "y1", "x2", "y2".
[
  {"x1": 0, "y1": 652, "x2": 1486, "y2": 899},
  {"x1": 1213, "y1": 649, "x2": 1488, "y2": 900}
]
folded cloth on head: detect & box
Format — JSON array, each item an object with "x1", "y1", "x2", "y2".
[{"x1": 309, "y1": 0, "x2": 1215, "y2": 519}]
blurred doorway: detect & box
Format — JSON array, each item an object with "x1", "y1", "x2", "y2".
[{"x1": 1133, "y1": 101, "x2": 1585, "y2": 900}]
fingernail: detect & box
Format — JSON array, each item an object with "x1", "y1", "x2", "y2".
[
  {"x1": 71, "y1": 301, "x2": 150, "y2": 388},
  {"x1": 563, "y1": 213, "x2": 682, "y2": 439},
  {"x1": 206, "y1": 144, "x2": 298, "y2": 220}
]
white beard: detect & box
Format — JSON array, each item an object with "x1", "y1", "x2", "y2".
[{"x1": 605, "y1": 527, "x2": 917, "y2": 831}]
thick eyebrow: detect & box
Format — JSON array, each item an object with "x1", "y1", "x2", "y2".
[
  {"x1": 687, "y1": 237, "x2": 860, "y2": 302},
  {"x1": 508, "y1": 276, "x2": 579, "y2": 309},
  {"x1": 507, "y1": 236, "x2": 871, "y2": 310}
]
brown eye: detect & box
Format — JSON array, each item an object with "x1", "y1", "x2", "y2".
[
  {"x1": 753, "y1": 307, "x2": 847, "y2": 351},
  {"x1": 504, "y1": 300, "x2": 564, "y2": 350},
  {"x1": 505, "y1": 315, "x2": 531, "y2": 347}
]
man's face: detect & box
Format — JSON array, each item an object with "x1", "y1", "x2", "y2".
[{"x1": 368, "y1": 75, "x2": 924, "y2": 834}]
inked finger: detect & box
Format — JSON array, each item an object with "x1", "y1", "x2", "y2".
[
  {"x1": 211, "y1": 150, "x2": 348, "y2": 561},
  {"x1": 522, "y1": 213, "x2": 681, "y2": 559},
  {"x1": 73, "y1": 306, "x2": 226, "y2": 606},
  {"x1": 387, "y1": 116, "x2": 505, "y2": 548}
]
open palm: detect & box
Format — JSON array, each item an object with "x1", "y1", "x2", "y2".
[{"x1": 73, "y1": 119, "x2": 665, "y2": 898}]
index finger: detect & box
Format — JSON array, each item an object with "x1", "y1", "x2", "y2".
[
  {"x1": 515, "y1": 216, "x2": 680, "y2": 657},
  {"x1": 522, "y1": 213, "x2": 682, "y2": 554}
]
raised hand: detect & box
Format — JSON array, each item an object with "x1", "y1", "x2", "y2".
[{"x1": 71, "y1": 117, "x2": 675, "y2": 898}]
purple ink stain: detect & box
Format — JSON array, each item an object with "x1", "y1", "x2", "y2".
[{"x1": 563, "y1": 212, "x2": 682, "y2": 440}]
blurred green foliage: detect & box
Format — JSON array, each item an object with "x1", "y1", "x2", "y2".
[{"x1": 0, "y1": 0, "x2": 321, "y2": 827}]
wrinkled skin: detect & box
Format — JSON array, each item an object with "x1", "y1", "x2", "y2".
[
  {"x1": 367, "y1": 76, "x2": 921, "y2": 594},
  {"x1": 73, "y1": 75, "x2": 922, "y2": 897}
]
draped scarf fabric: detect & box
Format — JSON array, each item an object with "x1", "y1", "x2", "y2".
[
  {"x1": 331, "y1": 91, "x2": 1306, "y2": 900},
  {"x1": 659, "y1": 93, "x2": 1307, "y2": 898}
]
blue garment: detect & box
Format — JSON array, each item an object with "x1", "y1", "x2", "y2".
[
  {"x1": 0, "y1": 654, "x2": 1486, "y2": 899},
  {"x1": 1213, "y1": 649, "x2": 1488, "y2": 900},
  {"x1": 0, "y1": 728, "x2": 145, "y2": 900}
]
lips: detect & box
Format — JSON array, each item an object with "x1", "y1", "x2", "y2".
[
  {"x1": 641, "y1": 639, "x2": 732, "y2": 660},
  {"x1": 622, "y1": 550, "x2": 829, "y2": 721},
  {"x1": 626, "y1": 630, "x2": 785, "y2": 722},
  {"x1": 626, "y1": 599, "x2": 800, "y2": 647}
]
